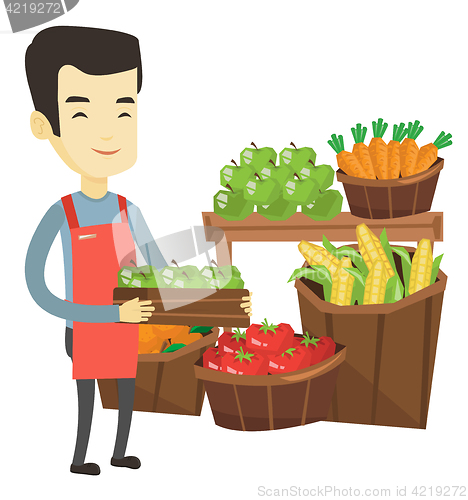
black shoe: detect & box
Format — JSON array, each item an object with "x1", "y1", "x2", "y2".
[
  {"x1": 70, "y1": 463, "x2": 101, "y2": 475},
  {"x1": 111, "y1": 456, "x2": 141, "y2": 469}
]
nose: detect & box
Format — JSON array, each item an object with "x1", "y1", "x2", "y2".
[{"x1": 101, "y1": 136, "x2": 113, "y2": 141}]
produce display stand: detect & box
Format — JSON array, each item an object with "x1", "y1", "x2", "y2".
[
  {"x1": 202, "y1": 211, "x2": 445, "y2": 430},
  {"x1": 202, "y1": 211, "x2": 443, "y2": 266}
]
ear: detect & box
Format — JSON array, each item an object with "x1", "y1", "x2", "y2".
[{"x1": 30, "y1": 111, "x2": 54, "y2": 140}]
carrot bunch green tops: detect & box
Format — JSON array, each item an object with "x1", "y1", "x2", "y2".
[
  {"x1": 328, "y1": 133, "x2": 370, "y2": 179},
  {"x1": 400, "y1": 120, "x2": 424, "y2": 177},
  {"x1": 369, "y1": 118, "x2": 389, "y2": 179},
  {"x1": 329, "y1": 118, "x2": 451, "y2": 180},
  {"x1": 387, "y1": 122, "x2": 408, "y2": 179},
  {"x1": 351, "y1": 123, "x2": 375, "y2": 179}
]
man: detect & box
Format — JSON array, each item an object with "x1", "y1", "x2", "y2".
[{"x1": 24, "y1": 26, "x2": 252, "y2": 476}]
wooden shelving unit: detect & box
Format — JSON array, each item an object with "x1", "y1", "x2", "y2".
[{"x1": 202, "y1": 211, "x2": 443, "y2": 265}]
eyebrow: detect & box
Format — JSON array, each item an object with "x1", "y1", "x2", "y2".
[
  {"x1": 65, "y1": 96, "x2": 90, "y2": 103},
  {"x1": 116, "y1": 97, "x2": 135, "y2": 104}
]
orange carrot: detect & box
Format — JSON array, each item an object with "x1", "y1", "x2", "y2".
[
  {"x1": 328, "y1": 133, "x2": 367, "y2": 178},
  {"x1": 413, "y1": 131, "x2": 452, "y2": 174},
  {"x1": 351, "y1": 123, "x2": 375, "y2": 179},
  {"x1": 400, "y1": 120, "x2": 424, "y2": 177},
  {"x1": 387, "y1": 122, "x2": 407, "y2": 179},
  {"x1": 369, "y1": 118, "x2": 389, "y2": 179}
]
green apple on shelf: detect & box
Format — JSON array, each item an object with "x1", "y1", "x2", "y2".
[
  {"x1": 214, "y1": 184, "x2": 254, "y2": 221},
  {"x1": 302, "y1": 189, "x2": 343, "y2": 220},
  {"x1": 280, "y1": 142, "x2": 316, "y2": 169},
  {"x1": 257, "y1": 196, "x2": 298, "y2": 221},
  {"x1": 283, "y1": 173, "x2": 320, "y2": 205},
  {"x1": 257, "y1": 163, "x2": 293, "y2": 185},
  {"x1": 297, "y1": 163, "x2": 335, "y2": 192},
  {"x1": 220, "y1": 159, "x2": 253, "y2": 191},
  {"x1": 244, "y1": 173, "x2": 280, "y2": 205},
  {"x1": 241, "y1": 142, "x2": 277, "y2": 169}
]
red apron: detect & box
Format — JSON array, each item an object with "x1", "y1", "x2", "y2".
[{"x1": 62, "y1": 194, "x2": 139, "y2": 380}]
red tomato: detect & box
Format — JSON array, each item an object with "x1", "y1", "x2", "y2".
[
  {"x1": 268, "y1": 344, "x2": 312, "y2": 374},
  {"x1": 203, "y1": 348, "x2": 224, "y2": 371},
  {"x1": 316, "y1": 336, "x2": 336, "y2": 361},
  {"x1": 291, "y1": 337, "x2": 313, "y2": 368},
  {"x1": 300, "y1": 332, "x2": 336, "y2": 365},
  {"x1": 217, "y1": 328, "x2": 246, "y2": 355},
  {"x1": 221, "y1": 347, "x2": 268, "y2": 375},
  {"x1": 246, "y1": 319, "x2": 294, "y2": 355}
]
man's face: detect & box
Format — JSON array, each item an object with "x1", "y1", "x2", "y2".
[{"x1": 53, "y1": 65, "x2": 138, "y2": 178}]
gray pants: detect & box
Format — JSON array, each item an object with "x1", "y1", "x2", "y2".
[{"x1": 66, "y1": 327, "x2": 135, "y2": 465}]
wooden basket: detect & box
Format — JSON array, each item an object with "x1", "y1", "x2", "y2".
[
  {"x1": 194, "y1": 340, "x2": 346, "y2": 431},
  {"x1": 98, "y1": 328, "x2": 219, "y2": 416},
  {"x1": 337, "y1": 158, "x2": 443, "y2": 219},
  {"x1": 295, "y1": 247, "x2": 447, "y2": 429}
]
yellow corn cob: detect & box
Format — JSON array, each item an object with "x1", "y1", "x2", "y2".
[
  {"x1": 363, "y1": 260, "x2": 388, "y2": 305},
  {"x1": 340, "y1": 257, "x2": 352, "y2": 268},
  {"x1": 330, "y1": 259, "x2": 355, "y2": 306},
  {"x1": 298, "y1": 240, "x2": 341, "y2": 276},
  {"x1": 356, "y1": 223, "x2": 395, "y2": 278},
  {"x1": 408, "y1": 239, "x2": 433, "y2": 295}
]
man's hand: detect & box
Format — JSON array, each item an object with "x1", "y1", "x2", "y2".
[
  {"x1": 119, "y1": 297, "x2": 155, "y2": 323},
  {"x1": 240, "y1": 291, "x2": 253, "y2": 317}
]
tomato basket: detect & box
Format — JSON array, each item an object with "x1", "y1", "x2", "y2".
[
  {"x1": 98, "y1": 328, "x2": 218, "y2": 416},
  {"x1": 337, "y1": 158, "x2": 443, "y2": 219},
  {"x1": 194, "y1": 340, "x2": 346, "y2": 431},
  {"x1": 295, "y1": 246, "x2": 447, "y2": 429}
]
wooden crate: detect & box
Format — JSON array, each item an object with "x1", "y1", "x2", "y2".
[{"x1": 113, "y1": 287, "x2": 251, "y2": 328}]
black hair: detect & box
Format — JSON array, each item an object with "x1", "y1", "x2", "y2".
[{"x1": 25, "y1": 26, "x2": 142, "y2": 137}]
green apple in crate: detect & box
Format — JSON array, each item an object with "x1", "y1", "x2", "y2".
[
  {"x1": 240, "y1": 142, "x2": 277, "y2": 169},
  {"x1": 127, "y1": 270, "x2": 160, "y2": 288},
  {"x1": 214, "y1": 185, "x2": 254, "y2": 221},
  {"x1": 302, "y1": 189, "x2": 343, "y2": 220},
  {"x1": 257, "y1": 195, "x2": 297, "y2": 221},
  {"x1": 244, "y1": 173, "x2": 280, "y2": 205},
  {"x1": 118, "y1": 266, "x2": 134, "y2": 287},
  {"x1": 200, "y1": 264, "x2": 241, "y2": 283},
  {"x1": 280, "y1": 143, "x2": 316, "y2": 168},
  {"x1": 283, "y1": 173, "x2": 320, "y2": 204},
  {"x1": 171, "y1": 274, "x2": 210, "y2": 289},
  {"x1": 209, "y1": 275, "x2": 245, "y2": 290},
  {"x1": 200, "y1": 265, "x2": 216, "y2": 281},
  {"x1": 213, "y1": 265, "x2": 241, "y2": 280},
  {"x1": 160, "y1": 266, "x2": 183, "y2": 286},
  {"x1": 298, "y1": 163, "x2": 335, "y2": 192},
  {"x1": 220, "y1": 159, "x2": 253, "y2": 191}
]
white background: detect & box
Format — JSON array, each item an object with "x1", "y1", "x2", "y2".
[{"x1": 1, "y1": 0, "x2": 467, "y2": 498}]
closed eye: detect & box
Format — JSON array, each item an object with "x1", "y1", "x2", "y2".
[
  {"x1": 72, "y1": 112, "x2": 88, "y2": 119},
  {"x1": 118, "y1": 112, "x2": 132, "y2": 118}
]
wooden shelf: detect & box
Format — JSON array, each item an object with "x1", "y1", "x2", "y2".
[{"x1": 202, "y1": 211, "x2": 443, "y2": 265}]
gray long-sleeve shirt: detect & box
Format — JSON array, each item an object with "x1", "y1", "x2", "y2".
[{"x1": 25, "y1": 191, "x2": 167, "y2": 328}]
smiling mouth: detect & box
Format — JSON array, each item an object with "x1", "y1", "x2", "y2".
[{"x1": 91, "y1": 148, "x2": 121, "y2": 156}]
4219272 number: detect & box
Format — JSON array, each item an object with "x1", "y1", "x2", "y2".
[
  {"x1": 412, "y1": 486, "x2": 466, "y2": 496},
  {"x1": 5, "y1": 3, "x2": 62, "y2": 14}
]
